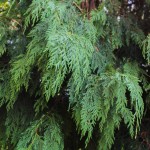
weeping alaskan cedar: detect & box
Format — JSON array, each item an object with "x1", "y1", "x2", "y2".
[{"x1": 0, "y1": 0, "x2": 150, "y2": 149}]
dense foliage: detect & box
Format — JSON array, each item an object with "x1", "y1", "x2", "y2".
[{"x1": 0, "y1": 0, "x2": 150, "y2": 149}]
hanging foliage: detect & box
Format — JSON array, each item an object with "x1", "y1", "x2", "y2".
[{"x1": 0, "y1": 0, "x2": 150, "y2": 149}]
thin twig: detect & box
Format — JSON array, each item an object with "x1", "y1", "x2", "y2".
[{"x1": 73, "y1": 2, "x2": 83, "y2": 13}]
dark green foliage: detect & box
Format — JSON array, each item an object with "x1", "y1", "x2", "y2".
[
  {"x1": 16, "y1": 114, "x2": 64, "y2": 150},
  {"x1": 0, "y1": 0, "x2": 150, "y2": 150}
]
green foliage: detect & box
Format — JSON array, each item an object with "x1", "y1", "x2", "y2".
[
  {"x1": 0, "y1": 23, "x2": 6, "y2": 56},
  {"x1": 143, "y1": 34, "x2": 150, "y2": 64},
  {"x1": 9, "y1": 0, "x2": 97, "y2": 105},
  {"x1": 70, "y1": 62, "x2": 144, "y2": 148},
  {"x1": 5, "y1": 99, "x2": 33, "y2": 145},
  {"x1": 0, "y1": 0, "x2": 150, "y2": 150},
  {"x1": 16, "y1": 114, "x2": 64, "y2": 150}
]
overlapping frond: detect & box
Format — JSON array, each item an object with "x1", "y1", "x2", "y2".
[{"x1": 0, "y1": 0, "x2": 149, "y2": 149}]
